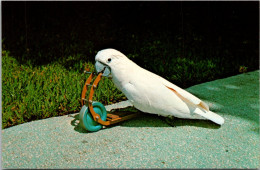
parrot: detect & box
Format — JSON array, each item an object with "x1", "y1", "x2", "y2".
[{"x1": 94, "y1": 48, "x2": 224, "y2": 125}]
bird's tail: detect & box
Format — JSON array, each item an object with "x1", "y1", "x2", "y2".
[{"x1": 194, "y1": 108, "x2": 224, "y2": 125}]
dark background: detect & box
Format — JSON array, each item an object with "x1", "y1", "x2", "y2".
[{"x1": 2, "y1": 1, "x2": 259, "y2": 87}]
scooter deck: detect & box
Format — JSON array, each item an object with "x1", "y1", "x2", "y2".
[{"x1": 106, "y1": 111, "x2": 141, "y2": 125}]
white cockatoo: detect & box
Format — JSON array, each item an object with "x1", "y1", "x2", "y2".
[{"x1": 94, "y1": 49, "x2": 224, "y2": 125}]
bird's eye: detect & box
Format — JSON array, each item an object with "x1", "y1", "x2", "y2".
[{"x1": 107, "y1": 58, "x2": 112, "y2": 63}]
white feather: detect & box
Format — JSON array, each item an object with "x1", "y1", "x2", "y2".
[
  {"x1": 95, "y1": 49, "x2": 225, "y2": 125},
  {"x1": 193, "y1": 108, "x2": 225, "y2": 125}
]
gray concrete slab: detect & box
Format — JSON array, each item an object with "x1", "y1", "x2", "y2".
[{"x1": 1, "y1": 70, "x2": 259, "y2": 169}]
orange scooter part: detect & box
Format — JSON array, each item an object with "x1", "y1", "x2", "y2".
[
  {"x1": 81, "y1": 72, "x2": 95, "y2": 106},
  {"x1": 81, "y1": 72, "x2": 141, "y2": 127}
]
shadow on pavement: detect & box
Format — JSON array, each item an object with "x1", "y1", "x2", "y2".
[
  {"x1": 71, "y1": 111, "x2": 221, "y2": 133},
  {"x1": 70, "y1": 114, "x2": 88, "y2": 133},
  {"x1": 168, "y1": 117, "x2": 221, "y2": 129},
  {"x1": 121, "y1": 113, "x2": 221, "y2": 129}
]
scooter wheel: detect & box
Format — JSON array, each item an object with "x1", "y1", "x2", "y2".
[{"x1": 79, "y1": 102, "x2": 107, "y2": 132}]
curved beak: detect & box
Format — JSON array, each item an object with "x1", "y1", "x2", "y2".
[{"x1": 95, "y1": 61, "x2": 111, "y2": 77}]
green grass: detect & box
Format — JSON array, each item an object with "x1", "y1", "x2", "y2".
[
  {"x1": 2, "y1": 44, "x2": 256, "y2": 129},
  {"x1": 2, "y1": 34, "x2": 257, "y2": 129},
  {"x1": 2, "y1": 31, "x2": 258, "y2": 129},
  {"x1": 2, "y1": 50, "x2": 125, "y2": 129}
]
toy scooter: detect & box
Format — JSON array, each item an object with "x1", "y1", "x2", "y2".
[{"x1": 79, "y1": 72, "x2": 141, "y2": 132}]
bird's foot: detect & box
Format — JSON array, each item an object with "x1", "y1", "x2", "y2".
[{"x1": 164, "y1": 116, "x2": 176, "y2": 127}]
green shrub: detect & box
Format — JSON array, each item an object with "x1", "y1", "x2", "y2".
[{"x1": 2, "y1": 30, "x2": 258, "y2": 129}]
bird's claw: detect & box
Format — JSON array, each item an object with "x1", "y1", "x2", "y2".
[{"x1": 165, "y1": 116, "x2": 176, "y2": 127}]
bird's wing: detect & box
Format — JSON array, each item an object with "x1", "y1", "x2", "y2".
[{"x1": 158, "y1": 76, "x2": 209, "y2": 111}]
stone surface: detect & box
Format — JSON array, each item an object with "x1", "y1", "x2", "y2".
[{"x1": 1, "y1": 70, "x2": 259, "y2": 168}]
